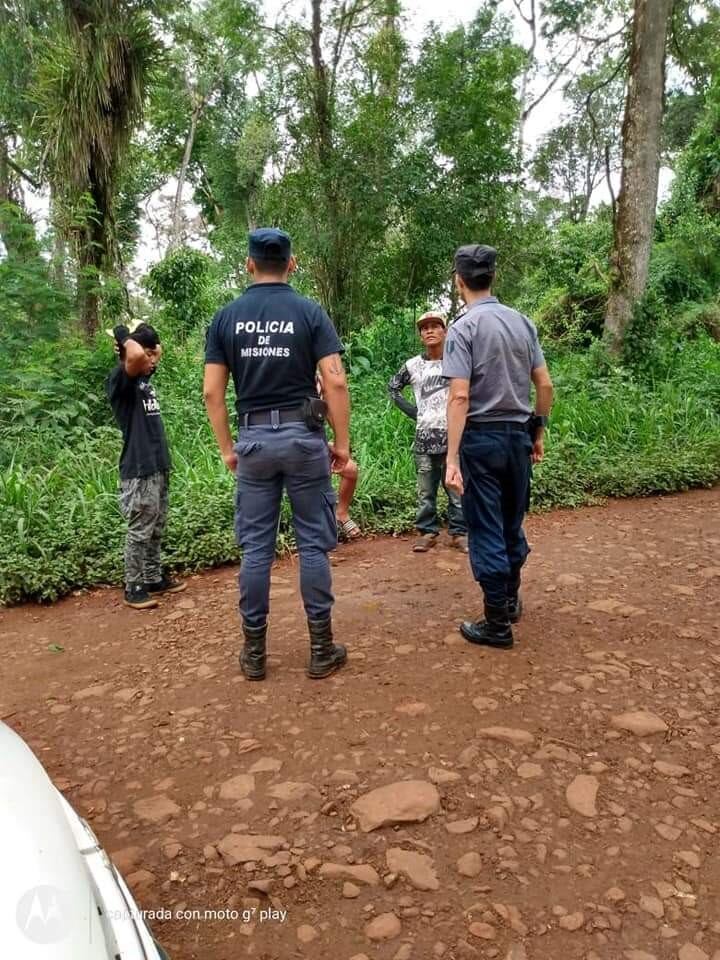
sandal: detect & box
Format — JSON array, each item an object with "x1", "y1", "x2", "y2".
[{"x1": 338, "y1": 518, "x2": 361, "y2": 541}]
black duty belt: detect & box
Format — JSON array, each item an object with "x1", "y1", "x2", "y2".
[
  {"x1": 243, "y1": 406, "x2": 305, "y2": 428},
  {"x1": 465, "y1": 420, "x2": 529, "y2": 433}
]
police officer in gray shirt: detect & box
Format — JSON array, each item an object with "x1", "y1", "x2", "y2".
[
  {"x1": 444, "y1": 245, "x2": 554, "y2": 649},
  {"x1": 203, "y1": 228, "x2": 351, "y2": 680}
]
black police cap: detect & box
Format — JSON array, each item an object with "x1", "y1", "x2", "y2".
[
  {"x1": 248, "y1": 227, "x2": 292, "y2": 262},
  {"x1": 453, "y1": 244, "x2": 497, "y2": 280}
]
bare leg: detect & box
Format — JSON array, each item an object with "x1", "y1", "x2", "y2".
[{"x1": 337, "y1": 459, "x2": 358, "y2": 525}]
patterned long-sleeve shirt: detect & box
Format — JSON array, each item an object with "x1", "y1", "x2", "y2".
[{"x1": 388, "y1": 354, "x2": 449, "y2": 455}]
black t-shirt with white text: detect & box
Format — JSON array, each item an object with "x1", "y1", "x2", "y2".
[
  {"x1": 107, "y1": 366, "x2": 171, "y2": 480},
  {"x1": 204, "y1": 282, "x2": 344, "y2": 417}
]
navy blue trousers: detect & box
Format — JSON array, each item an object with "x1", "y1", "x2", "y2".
[
  {"x1": 234, "y1": 423, "x2": 337, "y2": 627},
  {"x1": 460, "y1": 426, "x2": 532, "y2": 607}
]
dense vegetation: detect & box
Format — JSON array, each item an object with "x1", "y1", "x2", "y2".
[{"x1": 1, "y1": 0, "x2": 719, "y2": 603}]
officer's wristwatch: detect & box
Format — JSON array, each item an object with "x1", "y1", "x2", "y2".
[{"x1": 532, "y1": 414, "x2": 549, "y2": 428}]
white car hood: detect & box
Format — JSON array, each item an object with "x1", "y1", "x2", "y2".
[{"x1": 0, "y1": 722, "x2": 112, "y2": 958}]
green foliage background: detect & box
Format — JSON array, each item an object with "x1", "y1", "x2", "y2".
[
  {"x1": 1, "y1": 307, "x2": 719, "y2": 605},
  {"x1": 1, "y1": 0, "x2": 720, "y2": 604}
]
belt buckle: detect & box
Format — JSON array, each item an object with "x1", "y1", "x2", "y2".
[{"x1": 271, "y1": 409, "x2": 280, "y2": 431}]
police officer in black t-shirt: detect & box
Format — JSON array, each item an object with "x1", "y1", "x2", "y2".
[{"x1": 203, "y1": 228, "x2": 351, "y2": 681}]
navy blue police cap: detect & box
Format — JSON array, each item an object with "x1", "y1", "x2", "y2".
[
  {"x1": 248, "y1": 227, "x2": 292, "y2": 262},
  {"x1": 453, "y1": 244, "x2": 497, "y2": 281}
]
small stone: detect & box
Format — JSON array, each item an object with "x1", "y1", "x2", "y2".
[
  {"x1": 395, "y1": 702, "x2": 430, "y2": 716},
  {"x1": 319, "y1": 863, "x2": 380, "y2": 886},
  {"x1": 110, "y1": 847, "x2": 142, "y2": 874},
  {"x1": 604, "y1": 887, "x2": 626, "y2": 903},
  {"x1": 329, "y1": 769, "x2": 359, "y2": 785},
  {"x1": 217, "y1": 834, "x2": 286, "y2": 866},
  {"x1": 126, "y1": 869, "x2": 155, "y2": 891},
  {"x1": 477, "y1": 727, "x2": 535, "y2": 746},
  {"x1": 133, "y1": 796, "x2": 181, "y2": 824},
  {"x1": 457, "y1": 852, "x2": 482, "y2": 877},
  {"x1": 610, "y1": 711, "x2": 668, "y2": 737},
  {"x1": 386, "y1": 848, "x2": 439, "y2": 891},
  {"x1": 393, "y1": 945, "x2": 413, "y2": 960},
  {"x1": 445, "y1": 817, "x2": 479, "y2": 835},
  {"x1": 248, "y1": 879, "x2": 272, "y2": 895},
  {"x1": 690, "y1": 817, "x2": 717, "y2": 834},
  {"x1": 653, "y1": 761, "x2": 691, "y2": 778},
  {"x1": 675, "y1": 850, "x2": 701, "y2": 868},
  {"x1": 517, "y1": 763, "x2": 543, "y2": 779},
  {"x1": 365, "y1": 913, "x2": 402, "y2": 942},
  {"x1": 343, "y1": 882, "x2": 361, "y2": 898},
  {"x1": 249, "y1": 757, "x2": 283, "y2": 774},
  {"x1": 429, "y1": 766, "x2": 461, "y2": 784},
  {"x1": 72, "y1": 683, "x2": 112, "y2": 701},
  {"x1": 654, "y1": 823, "x2": 682, "y2": 842},
  {"x1": 566, "y1": 775, "x2": 599, "y2": 817},
  {"x1": 639, "y1": 894, "x2": 664, "y2": 919},
  {"x1": 472, "y1": 696, "x2": 499, "y2": 712},
  {"x1": 267, "y1": 781, "x2": 321, "y2": 803},
  {"x1": 297, "y1": 924, "x2": 318, "y2": 944},
  {"x1": 505, "y1": 946, "x2": 528, "y2": 960},
  {"x1": 624, "y1": 952, "x2": 658, "y2": 960},
  {"x1": 678, "y1": 946, "x2": 709, "y2": 960},
  {"x1": 558, "y1": 911, "x2": 584, "y2": 931},
  {"x1": 219, "y1": 775, "x2": 255, "y2": 801},
  {"x1": 351, "y1": 781, "x2": 440, "y2": 832},
  {"x1": 468, "y1": 922, "x2": 496, "y2": 940}
]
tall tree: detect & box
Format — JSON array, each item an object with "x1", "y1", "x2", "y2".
[
  {"x1": 389, "y1": 6, "x2": 523, "y2": 309},
  {"x1": 33, "y1": 0, "x2": 161, "y2": 336},
  {"x1": 531, "y1": 63, "x2": 624, "y2": 222},
  {"x1": 162, "y1": 0, "x2": 259, "y2": 249},
  {"x1": 603, "y1": 0, "x2": 674, "y2": 354},
  {"x1": 257, "y1": 0, "x2": 407, "y2": 332}
]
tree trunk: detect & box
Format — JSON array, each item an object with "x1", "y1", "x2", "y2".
[
  {"x1": 603, "y1": 0, "x2": 673, "y2": 355},
  {"x1": 310, "y1": 0, "x2": 347, "y2": 327},
  {"x1": 171, "y1": 96, "x2": 202, "y2": 250},
  {"x1": 75, "y1": 177, "x2": 107, "y2": 338}
]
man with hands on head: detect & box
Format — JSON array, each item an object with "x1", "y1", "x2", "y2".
[
  {"x1": 107, "y1": 321, "x2": 186, "y2": 610},
  {"x1": 443, "y1": 244, "x2": 553, "y2": 650},
  {"x1": 203, "y1": 227, "x2": 351, "y2": 681}
]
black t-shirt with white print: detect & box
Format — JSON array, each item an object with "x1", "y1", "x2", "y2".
[
  {"x1": 204, "y1": 282, "x2": 344, "y2": 418},
  {"x1": 107, "y1": 366, "x2": 171, "y2": 480}
]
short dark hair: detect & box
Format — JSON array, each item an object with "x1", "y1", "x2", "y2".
[
  {"x1": 251, "y1": 255, "x2": 289, "y2": 277},
  {"x1": 457, "y1": 270, "x2": 494, "y2": 292},
  {"x1": 129, "y1": 323, "x2": 160, "y2": 349}
]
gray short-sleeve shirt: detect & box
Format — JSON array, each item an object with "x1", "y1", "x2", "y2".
[{"x1": 442, "y1": 296, "x2": 545, "y2": 423}]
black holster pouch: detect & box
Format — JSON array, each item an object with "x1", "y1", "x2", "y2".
[
  {"x1": 528, "y1": 416, "x2": 542, "y2": 442},
  {"x1": 302, "y1": 396, "x2": 328, "y2": 431}
]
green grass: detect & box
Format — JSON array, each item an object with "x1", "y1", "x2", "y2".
[{"x1": 1, "y1": 319, "x2": 719, "y2": 604}]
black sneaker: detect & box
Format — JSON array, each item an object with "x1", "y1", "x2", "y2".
[
  {"x1": 124, "y1": 585, "x2": 159, "y2": 609},
  {"x1": 145, "y1": 575, "x2": 186, "y2": 595}
]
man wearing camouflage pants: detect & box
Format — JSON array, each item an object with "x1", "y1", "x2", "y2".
[{"x1": 107, "y1": 323, "x2": 185, "y2": 609}]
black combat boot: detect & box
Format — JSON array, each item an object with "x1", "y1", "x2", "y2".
[
  {"x1": 307, "y1": 617, "x2": 347, "y2": 679},
  {"x1": 240, "y1": 622, "x2": 267, "y2": 680},
  {"x1": 460, "y1": 602, "x2": 514, "y2": 649},
  {"x1": 507, "y1": 570, "x2": 523, "y2": 624}
]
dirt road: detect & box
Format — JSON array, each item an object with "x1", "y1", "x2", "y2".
[{"x1": 2, "y1": 489, "x2": 719, "y2": 960}]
